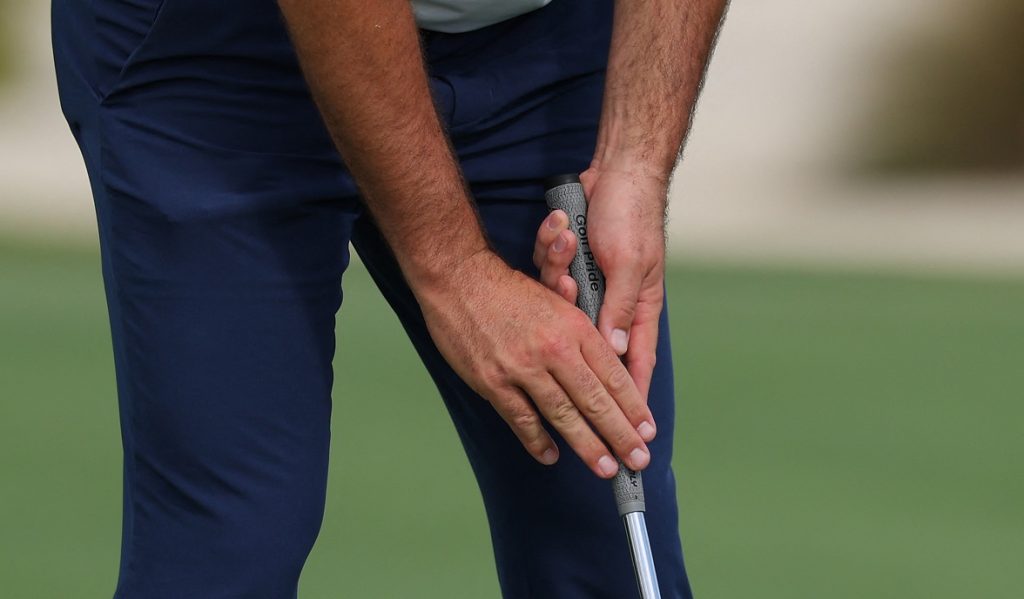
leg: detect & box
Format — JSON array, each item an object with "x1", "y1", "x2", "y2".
[
  {"x1": 90, "y1": 149, "x2": 355, "y2": 597},
  {"x1": 90, "y1": 148, "x2": 355, "y2": 598},
  {"x1": 352, "y1": 202, "x2": 692, "y2": 598},
  {"x1": 53, "y1": 3, "x2": 359, "y2": 594}
]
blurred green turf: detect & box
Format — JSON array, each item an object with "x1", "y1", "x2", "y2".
[{"x1": 1, "y1": 239, "x2": 1022, "y2": 598}]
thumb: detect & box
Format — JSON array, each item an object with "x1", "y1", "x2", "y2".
[{"x1": 598, "y1": 266, "x2": 641, "y2": 356}]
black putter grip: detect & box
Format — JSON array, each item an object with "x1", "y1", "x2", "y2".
[{"x1": 544, "y1": 175, "x2": 646, "y2": 517}]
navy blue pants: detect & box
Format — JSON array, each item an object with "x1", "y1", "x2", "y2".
[{"x1": 53, "y1": 0, "x2": 692, "y2": 596}]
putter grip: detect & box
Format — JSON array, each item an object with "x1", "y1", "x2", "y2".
[{"x1": 544, "y1": 175, "x2": 646, "y2": 517}]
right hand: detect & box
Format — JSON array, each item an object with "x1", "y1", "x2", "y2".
[{"x1": 414, "y1": 250, "x2": 657, "y2": 478}]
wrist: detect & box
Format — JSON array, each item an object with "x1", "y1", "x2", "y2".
[
  {"x1": 580, "y1": 165, "x2": 669, "y2": 220},
  {"x1": 590, "y1": 148, "x2": 674, "y2": 187},
  {"x1": 405, "y1": 243, "x2": 503, "y2": 306},
  {"x1": 591, "y1": 107, "x2": 679, "y2": 185},
  {"x1": 365, "y1": 183, "x2": 493, "y2": 300}
]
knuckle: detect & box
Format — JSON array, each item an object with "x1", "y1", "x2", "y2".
[
  {"x1": 508, "y1": 407, "x2": 540, "y2": 432},
  {"x1": 547, "y1": 395, "x2": 579, "y2": 425},
  {"x1": 572, "y1": 311, "x2": 593, "y2": 330},
  {"x1": 509, "y1": 349, "x2": 534, "y2": 372},
  {"x1": 546, "y1": 246, "x2": 567, "y2": 266},
  {"x1": 540, "y1": 335, "x2": 571, "y2": 359},
  {"x1": 478, "y1": 365, "x2": 512, "y2": 393},
  {"x1": 606, "y1": 366, "x2": 634, "y2": 396},
  {"x1": 610, "y1": 427, "x2": 637, "y2": 450},
  {"x1": 579, "y1": 392, "x2": 614, "y2": 421}
]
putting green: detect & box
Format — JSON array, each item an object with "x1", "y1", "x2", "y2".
[{"x1": 1, "y1": 239, "x2": 1021, "y2": 598}]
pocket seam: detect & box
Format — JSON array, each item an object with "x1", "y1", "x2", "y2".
[{"x1": 98, "y1": 0, "x2": 169, "y2": 105}]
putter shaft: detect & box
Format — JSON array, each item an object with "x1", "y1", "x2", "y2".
[{"x1": 625, "y1": 511, "x2": 661, "y2": 599}]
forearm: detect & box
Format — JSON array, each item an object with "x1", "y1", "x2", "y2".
[
  {"x1": 281, "y1": 1, "x2": 665, "y2": 474},
  {"x1": 278, "y1": 0, "x2": 488, "y2": 287},
  {"x1": 596, "y1": 0, "x2": 729, "y2": 184}
]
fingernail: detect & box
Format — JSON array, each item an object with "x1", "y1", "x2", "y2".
[
  {"x1": 637, "y1": 421, "x2": 656, "y2": 441},
  {"x1": 552, "y1": 233, "x2": 567, "y2": 253},
  {"x1": 629, "y1": 447, "x2": 650, "y2": 470},
  {"x1": 598, "y1": 455, "x2": 618, "y2": 477},
  {"x1": 611, "y1": 329, "x2": 629, "y2": 354},
  {"x1": 541, "y1": 448, "x2": 558, "y2": 465},
  {"x1": 546, "y1": 212, "x2": 561, "y2": 230}
]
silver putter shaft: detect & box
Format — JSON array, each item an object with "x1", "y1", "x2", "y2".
[{"x1": 545, "y1": 175, "x2": 662, "y2": 599}]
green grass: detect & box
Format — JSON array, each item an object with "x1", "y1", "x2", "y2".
[{"x1": 1, "y1": 239, "x2": 1021, "y2": 598}]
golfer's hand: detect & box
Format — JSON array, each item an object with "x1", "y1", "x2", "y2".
[
  {"x1": 534, "y1": 168, "x2": 667, "y2": 401},
  {"x1": 532, "y1": 208, "x2": 580, "y2": 306},
  {"x1": 416, "y1": 251, "x2": 656, "y2": 478}
]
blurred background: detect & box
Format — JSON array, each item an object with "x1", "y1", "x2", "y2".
[{"x1": 1, "y1": 1, "x2": 1022, "y2": 597}]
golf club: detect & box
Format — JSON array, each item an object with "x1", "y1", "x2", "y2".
[{"x1": 544, "y1": 174, "x2": 662, "y2": 599}]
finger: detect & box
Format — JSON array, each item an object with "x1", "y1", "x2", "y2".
[
  {"x1": 580, "y1": 328, "x2": 656, "y2": 442},
  {"x1": 597, "y1": 264, "x2": 643, "y2": 356},
  {"x1": 624, "y1": 311, "x2": 660, "y2": 442},
  {"x1": 550, "y1": 353, "x2": 650, "y2": 471},
  {"x1": 539, "y1": 230, "x2": 576, "y2": 291},
  {"x1": 556, "y1": 275, "x2": 578, "y2": 305},
  {"x1": 487, "y1": 387, "x2": 560, "y2": 465},
  {"x1": 532, "y1": 210, "x2": 569, "y2": 270},
  {"x1": 520, "y1": 374, "x2": 619, "y2": 479}
]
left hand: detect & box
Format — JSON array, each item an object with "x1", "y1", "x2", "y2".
[{"x1": 534, "y1": 166, "x2": 668, "y2": 401}]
